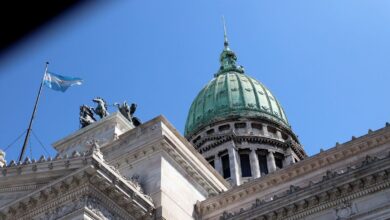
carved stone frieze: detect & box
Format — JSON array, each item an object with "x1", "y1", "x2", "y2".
[
  {"x1": 335, "y1": 201, "x2": 354, "y2": 220},
  {"x1": 0, "y1": 154, "x2": 155, "y2": 220},
  {"x1": 216, "y1": 153, "x2": 390, "y2": 220},
  {"x1": 36, "y1": 195, "x2": 122, "y2": 220},
  {"x1": 198, "y1": 125, "x2": 390, "y2": 216}
]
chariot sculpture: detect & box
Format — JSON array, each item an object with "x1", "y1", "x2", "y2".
[{"x1": 79, "y1": 97, "x2": 141, "y2": 128}]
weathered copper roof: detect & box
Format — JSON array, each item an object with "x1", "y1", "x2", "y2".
[{"x1": 185, "y1": 43, "x2": 289, "y2": 138}]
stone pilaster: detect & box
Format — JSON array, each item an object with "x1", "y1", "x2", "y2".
[
  {"x1": 228, "y1": 141, "x2": 241, "y2": 186},
  {"x1": 276, "y1": 130, "x2": 282, "y2": 140},
  {"x1": 246, "y1": 121, "x2": 251, "y2": 134},
  {"x1": 267, "y1": 151, "x2": 277, "y2": 173},
  {"x1": 263, "y1": 125, "x2": 269, "y2": 137},
  {"x1": 284, "y1": 147, "x2": 294, "y2": 166},
  {"x1": 249, "y1": 148, "x2": 260, "y2": 178}
]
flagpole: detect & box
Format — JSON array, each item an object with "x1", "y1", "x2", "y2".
[{"x1": 18, "y1": 62, "x2": 49, "y2": 162}]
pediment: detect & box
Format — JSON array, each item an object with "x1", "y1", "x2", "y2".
[{"x1": 0, "y1": 151, "x2": 154, "y2": 220}]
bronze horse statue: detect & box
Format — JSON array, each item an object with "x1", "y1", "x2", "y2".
[
  {"x1": 115, "y1": 101, "x2": 141, "y2": 127},
  {"x1": 92, "y1": 97, "x2": 109, "y2": 119},
  {"x1": 79, "y1": 105, "x2": 96, "y2": 128}
]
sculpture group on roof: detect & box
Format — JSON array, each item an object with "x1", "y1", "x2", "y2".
[
  {"x1": 79, "y1": 97, "x2": 141, "y2": 128},
  {"x1": 115, "y1": 101, "x2": 141, "y2": 126}
]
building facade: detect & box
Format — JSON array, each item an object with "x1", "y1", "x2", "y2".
[{"x1": 1, "y1": 36, "x2": 390, "y2": 220}]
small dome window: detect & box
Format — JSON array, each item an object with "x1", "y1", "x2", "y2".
[
  {"x1": 206, "y1": 129, "x2": 215, "y2": 135},
  {"x1": 219, "y1": 124, "x2": 230, "y2": 131},
  {"x1": 234, "y1": 123, "x2": 246, "y2": 129},
  {"x1": 267, "y1": 126, "x2": 277, "y2": 134},
  {"x1": 251, "y1": 123, "x2": 263, "y2": 130}
]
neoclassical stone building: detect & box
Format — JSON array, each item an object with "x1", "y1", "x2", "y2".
[{"x1": 0, "y1": 36, "x2": 390, "y2": 220}]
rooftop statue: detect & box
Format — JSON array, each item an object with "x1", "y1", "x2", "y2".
[
  {"x1": 115, "y1": 101, "x2": 142, "y2": 127},
  {"x1": 115, "y1": 101, "x2": 132, "y2": 122},
  {"x1": 79, "y1": 105, "x2": 96, "y2": 128},
  {"x1": 130, "y1": 103, "x2": 142, "y2": 127},
  {"x1": 92, "y1": 97, "x2": 109, "y2": 119}
]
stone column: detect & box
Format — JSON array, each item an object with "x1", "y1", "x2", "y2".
[
  {"x1": 214, "y1": 155, "x2": 223, "y2": 175},
  {"x1": 267, "y1": 150, "x2": 277, "y2": 173},
  {"x1": 249, "y1": 148, "x2": 260, "y2": 178},
  {"x1": 284, "y1": 147, "x2": 294, "y2": 166},
  {"x1": 228, "y1": 141, "x2": 241, "y2": 186}
]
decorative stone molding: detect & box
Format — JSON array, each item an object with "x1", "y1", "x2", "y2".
[
  {"x1": 335, "y1": 201, "x2": 354, "y2": 220},
  {"x1": 197, "y1": 125, "x2": 390, "y2": 216},
  {"x1": 53, "y1": 112, "x2": 134, "y2": 155},
  {"x1": 190, "y1": 117, "x2": 306, "y2": 160},
  {"x1": 98, "y1": 116, "x2": 229, "y2": 196},
  {"x1": 38, "y1": 195, "x2": 118, "y2": 220},
  {"x1": 216, "y1": 153, "x2": 390, "y2": 220},
  {"x1": 0, "y1": 154, "x2": 154, "y2": 220}
]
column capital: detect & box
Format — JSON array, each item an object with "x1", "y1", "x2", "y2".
[{"x1": 268, "y1": 149, "x2": 276, "y2": 154}]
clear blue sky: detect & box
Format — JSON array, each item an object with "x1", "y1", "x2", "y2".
[{"x1": 1, "y1": 1, "x2": 389, "y2": 161}]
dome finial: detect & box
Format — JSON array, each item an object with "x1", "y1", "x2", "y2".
[
  {"x1": 216, "y1": 17, "x2": 244, "y2": 76},
  {"x1": 222, "y1": 16, "x2": 229, "y2": 49}
]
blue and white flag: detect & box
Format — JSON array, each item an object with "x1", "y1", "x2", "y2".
[{"x1": 43, "y1": 72, "x2": 83, "y2": 92}]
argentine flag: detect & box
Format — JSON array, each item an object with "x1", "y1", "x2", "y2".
[{"x1": 43, "y1": 72, "x2": 83, "y2": 92}]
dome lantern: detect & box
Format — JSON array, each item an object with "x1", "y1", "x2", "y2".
[{"x1": 216, "y1": 17, "x2": 244, "y2": 76}]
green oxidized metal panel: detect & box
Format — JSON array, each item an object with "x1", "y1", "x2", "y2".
[
  {"x1": 266, "y1": 90, "x2": 280, "y2": 117},
  {"x1": 215, "y1": 75, "x2": 229, "y2": 110},
  {"x1": 193, "y1": 86, "x2": 207, "y2": 126},
  {"x1": 253, "y1": 81, "x2": 270, "y2": 113},
  {"x1": 229, "y1": 73, "x2": 242, "y2": 108},
  {"x1": 204, "y1": 81, "x2": 215, "y2": 119},
  {"x1": 280, "y1": 106, "x2": 288, "y2": 123},
  {"x1": 184, "y1": 71, "x2": 290, "y2": 137},
  {"x1": 239, "y1": 75, "x2": 256, "y2": 109}
]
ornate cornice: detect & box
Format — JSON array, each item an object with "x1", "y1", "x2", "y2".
[
  {"x1": 218, "y1": 154, "x2": 390, "y2": 220},
  {"x1": 0, "y1": 151, "x2": 89, "y2": 178},
  {"x1": 0, "y1": 154, "x2": 154, "y2": 220},
  {"x1": 197, "y1": 125, "x2": 390, "y2": 217},
  {"x1": 40, "y1": 194, "x2": 118, "y2": 220},
  {"x1": 161, "y1": 138, "x2": 224, "y2": 196},
  {"x1": 194, "y1": 130, "x2": 306, "y2": 159},
  {"x1": 52, "y1": 112, "x2": 134, "y2": 154},
  {"x1": 197, "y1": 134, "x2": 288, "y2": 151},
  {"x1": 100, "y1": 117, "x2": 230, "y2": 194},
  {"x1": 0, "y1": 183, "x2": 47, "y2": 193}
]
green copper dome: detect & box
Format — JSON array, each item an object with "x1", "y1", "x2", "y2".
[{"x1": 184, "y1": 33, "x2": 289, "y2": 137}]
